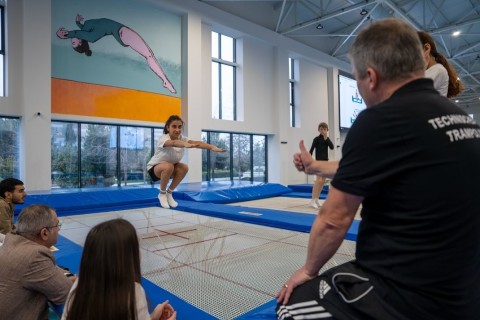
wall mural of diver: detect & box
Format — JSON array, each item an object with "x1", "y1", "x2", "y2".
[{"x1": 56, "y1": 14, "x2": 177, "y2": 94}]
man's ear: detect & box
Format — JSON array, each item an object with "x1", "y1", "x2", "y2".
[
  {"x1": 39, "y1": 228, "x2": 49, "y2": 241},
  {"x1": 4, "y1": 191, "x2": 12, "y2": 201},
  {"x1": 365, "y1": 67, "x2": 378, "y2": 90}
]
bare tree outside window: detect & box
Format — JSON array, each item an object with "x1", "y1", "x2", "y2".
[{"x1": 0, "y1": 117, "x2": 20, "y2": 179}]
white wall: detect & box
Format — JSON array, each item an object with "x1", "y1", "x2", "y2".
[
  {"x1": 2, "y1": 0, "x2": 350, "y2": 191},
  {"x1": 281, "y1": 59, "x2": 330, "y2": 185},
  {"x1": 1, "y1": 0, "x2": 52, "y2": 191}
]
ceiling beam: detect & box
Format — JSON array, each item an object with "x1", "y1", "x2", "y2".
[
  {"x1": 275, "y1": 0, "x2": 289, "y2": 32},
  {"x1": 429, "y1": 16, "x2": 480, "y2": 34},
  {"x1": 453, "y1": 41, "x2": 480, "y2": 58},
  {"x1": 299, "y1": 0, "x2": 322, "y2": 16},
  {"x1": 281, "y1": 0, "x2": 376, "y2": 35},
  {"x1": 332, "y1": 2, "x2": 382, "y2": 56},
  {"x1": 382, "y1": 0, "x2": 423, "y2": 30}
]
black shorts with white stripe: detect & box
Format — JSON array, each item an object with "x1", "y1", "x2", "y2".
[
  {"x1": 276, "y1": 261, "x2": 402, "y2": 320},
  {"x1": 277, "y1": 299, "x2": 335, "y2": 319},
  {"x1": 276, "y1": 277, "x2": 336, "y2": 320}
]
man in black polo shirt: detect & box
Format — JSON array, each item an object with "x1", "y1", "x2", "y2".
[{"x1": 277, "y1": 18, "x2": 480, "y2": 320}]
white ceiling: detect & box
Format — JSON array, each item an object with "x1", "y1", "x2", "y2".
[{"x1": 199, "y1": 0, "x2": 480, "y2": 113}]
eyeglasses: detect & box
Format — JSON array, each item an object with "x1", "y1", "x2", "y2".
[{"x1": 46, "y1": 222, "x2": 62, "y2": 230}]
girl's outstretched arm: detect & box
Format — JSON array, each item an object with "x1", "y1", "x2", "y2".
[
  {"x1": 188, "y1": 140, "x2": 225, "y2": 152},
  {"x1": 163, "y1": 140, "x2": 198, "y2": 148}
]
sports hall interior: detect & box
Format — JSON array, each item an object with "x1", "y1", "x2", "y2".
[{"x1": 2, "y1": 0, "x2": 479, "y2": 319}]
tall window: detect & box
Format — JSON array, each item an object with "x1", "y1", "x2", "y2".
[
  {"x1": 51, "y1": 122, "x2": 79, "y2": 188},
  {"x1": 212, "y1": 32, "x2": 236, "y2": 120},
  {"x1": 51, "y1": 121, "x2": 162, "y2": 189},
  {"x1": 252, "y1": 135, "x2": 266, "y2": 182},
  {"x1": 118, "y1": 126, "x2": 152, "y2": 186},
  {"x1": 0, "y1": 5, "x2": 5, "y2": 96},
  {"x1": 202, "y1": 131, "x2": 231, "y2": 181},
  {"x1": 81, "y1": 124, "x2": 117, "y2": 188},
  {"x1": 0, "y1": 117, "x2": 20, "y2": 179},
  {"x1": 202, "y1": 131, "x2": 267, "y2": 182},
  {"x1": 289, "y1": 58, "x2": 296, "y2": 127}
]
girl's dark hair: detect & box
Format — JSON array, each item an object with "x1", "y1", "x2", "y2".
[
  {"x1": 418, "y1": 31, "x2": 464, "y2": 98},
  {"x1": 66, "y1": 219, "x2": 141, "y2": 320},
  {"x1": 163, "y1": 115, "x2": 184, "y2": 134},
  {"x1": 73, "y1": 40, "x2": 92, "y2": 57}
]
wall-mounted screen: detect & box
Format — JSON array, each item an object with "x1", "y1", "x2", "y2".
[{"x1": 338, "y1": 73, "x2": 366, "y2": 130}]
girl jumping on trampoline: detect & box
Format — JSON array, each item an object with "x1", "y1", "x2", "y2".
[
  {"x1": 147, "y1": 115, "x2": 226, "y2": 209},
  {"x1": 56, "y1": 14, "x2": 177, "y2": 94}
]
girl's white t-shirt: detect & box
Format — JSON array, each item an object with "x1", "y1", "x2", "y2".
[
  {"x1": 425, "y1": 63, "x2": 448, "y2": 97},
  {"x1": 146, "y1": 134, "x2": 190, "y2": 170}
]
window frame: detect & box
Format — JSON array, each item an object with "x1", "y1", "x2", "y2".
[
  {"x1": 0, "y1": 116, "x2": 20, "y2": 179},
  {"x1": 51, "y1": 120, "x2": 163, "y2": 189},
  {"x1": 0, "y1": 5, "x2": 5, "y2": 96},
  {"x1": 211, "y1": 31, "x2": 237, "y2": 121},
  {"x1": 202, "y1": 130, "x2": 267, "y2": 183},
  {"x1": 289, "y1": 57, "x2": 296, "y2": 127}
]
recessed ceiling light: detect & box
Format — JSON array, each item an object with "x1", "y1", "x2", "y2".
[
  {"x1": 452, "y1": 30, "x2": 461, "y2": 36},
  {"x1": 316, "y1": 23, "x2": 323, "y2": 29},
  {"x1": 455, "y1": 100, "x2": 459, "y2": 103},
  {"x1": 360, "y1": 8, "x2": 368, "y2": 15}
]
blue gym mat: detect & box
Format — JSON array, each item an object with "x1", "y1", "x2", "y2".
[{"x1": 15, "y1": 182, "x2": 292, "y2": 217}]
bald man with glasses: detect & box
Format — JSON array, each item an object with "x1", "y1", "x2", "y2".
[{"x1": 0, "y1": 204, "x2": 74, "y2": 320}]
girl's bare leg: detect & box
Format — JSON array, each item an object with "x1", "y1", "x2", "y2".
[
  {"x1": 169, "y1": 163, "x2": 189, "y2": 190},
  {"x1": 153, "y1": 163, "x2": 175, "y2": 208},
  {"x1": 119, "y1": 27, "x2": 176, "y2": 93},
  {"x1": 154, "y1": 162, "x2": 175, "y2": 191}
]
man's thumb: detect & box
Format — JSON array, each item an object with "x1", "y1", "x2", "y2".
[{"x1": 299, "y1": 140, "x2": 307, "y2": 153}]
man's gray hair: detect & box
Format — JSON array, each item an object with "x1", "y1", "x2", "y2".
[
  {"x1": 348, "y1": 18, "x2": 425, "y2": 82},
  {"x1": 16, "y1": 204, "x2": 55, "y2": 238}
]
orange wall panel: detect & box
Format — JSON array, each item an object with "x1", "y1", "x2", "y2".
[{"x1": 52, "y1": 78, "x2": 181, "y2": 122}]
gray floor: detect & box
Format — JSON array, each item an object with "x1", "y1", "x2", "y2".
[{"x1": 59, "y1": 197, "x2": 356, "y2": 320}]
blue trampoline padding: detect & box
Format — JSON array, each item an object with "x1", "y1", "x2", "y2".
[
  {"x1": 281, "y1": 191, "x2": 327, "y2": 199},
  {"x1": 52, "y1": 235, "x2": 218, "y2": 320},
  {"x1": 287, "y1": 184, "x2": 329, "y2": 193},
  {"x1": 178, "y1": 183, "x2": 292, "y2": 203},
  {"x1": 177, "y1": 200, "x2": 359, "y2": 240},
  {"x1": 54, "y1": 235, "x2": 84, "y2": 274},
  {"x1": 14, "y1": 188, "x2": 161, "y2": 216},
  {"x1": 14, "y1": 183, "x2": 293, "y2": 216},
  {"x1": 235, "y1": 299, "x2": 277, "y2": 319}
]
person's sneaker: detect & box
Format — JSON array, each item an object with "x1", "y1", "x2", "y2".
[
  {"x1": 166, "y1": 191, "x2": 178, "y2": 208},
  {"x1": 158, "y1": 193, "x2": 170, "y2": 209},
  {"x1": 310, "y1": 199, "x2": 319, "y2": 209}
]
